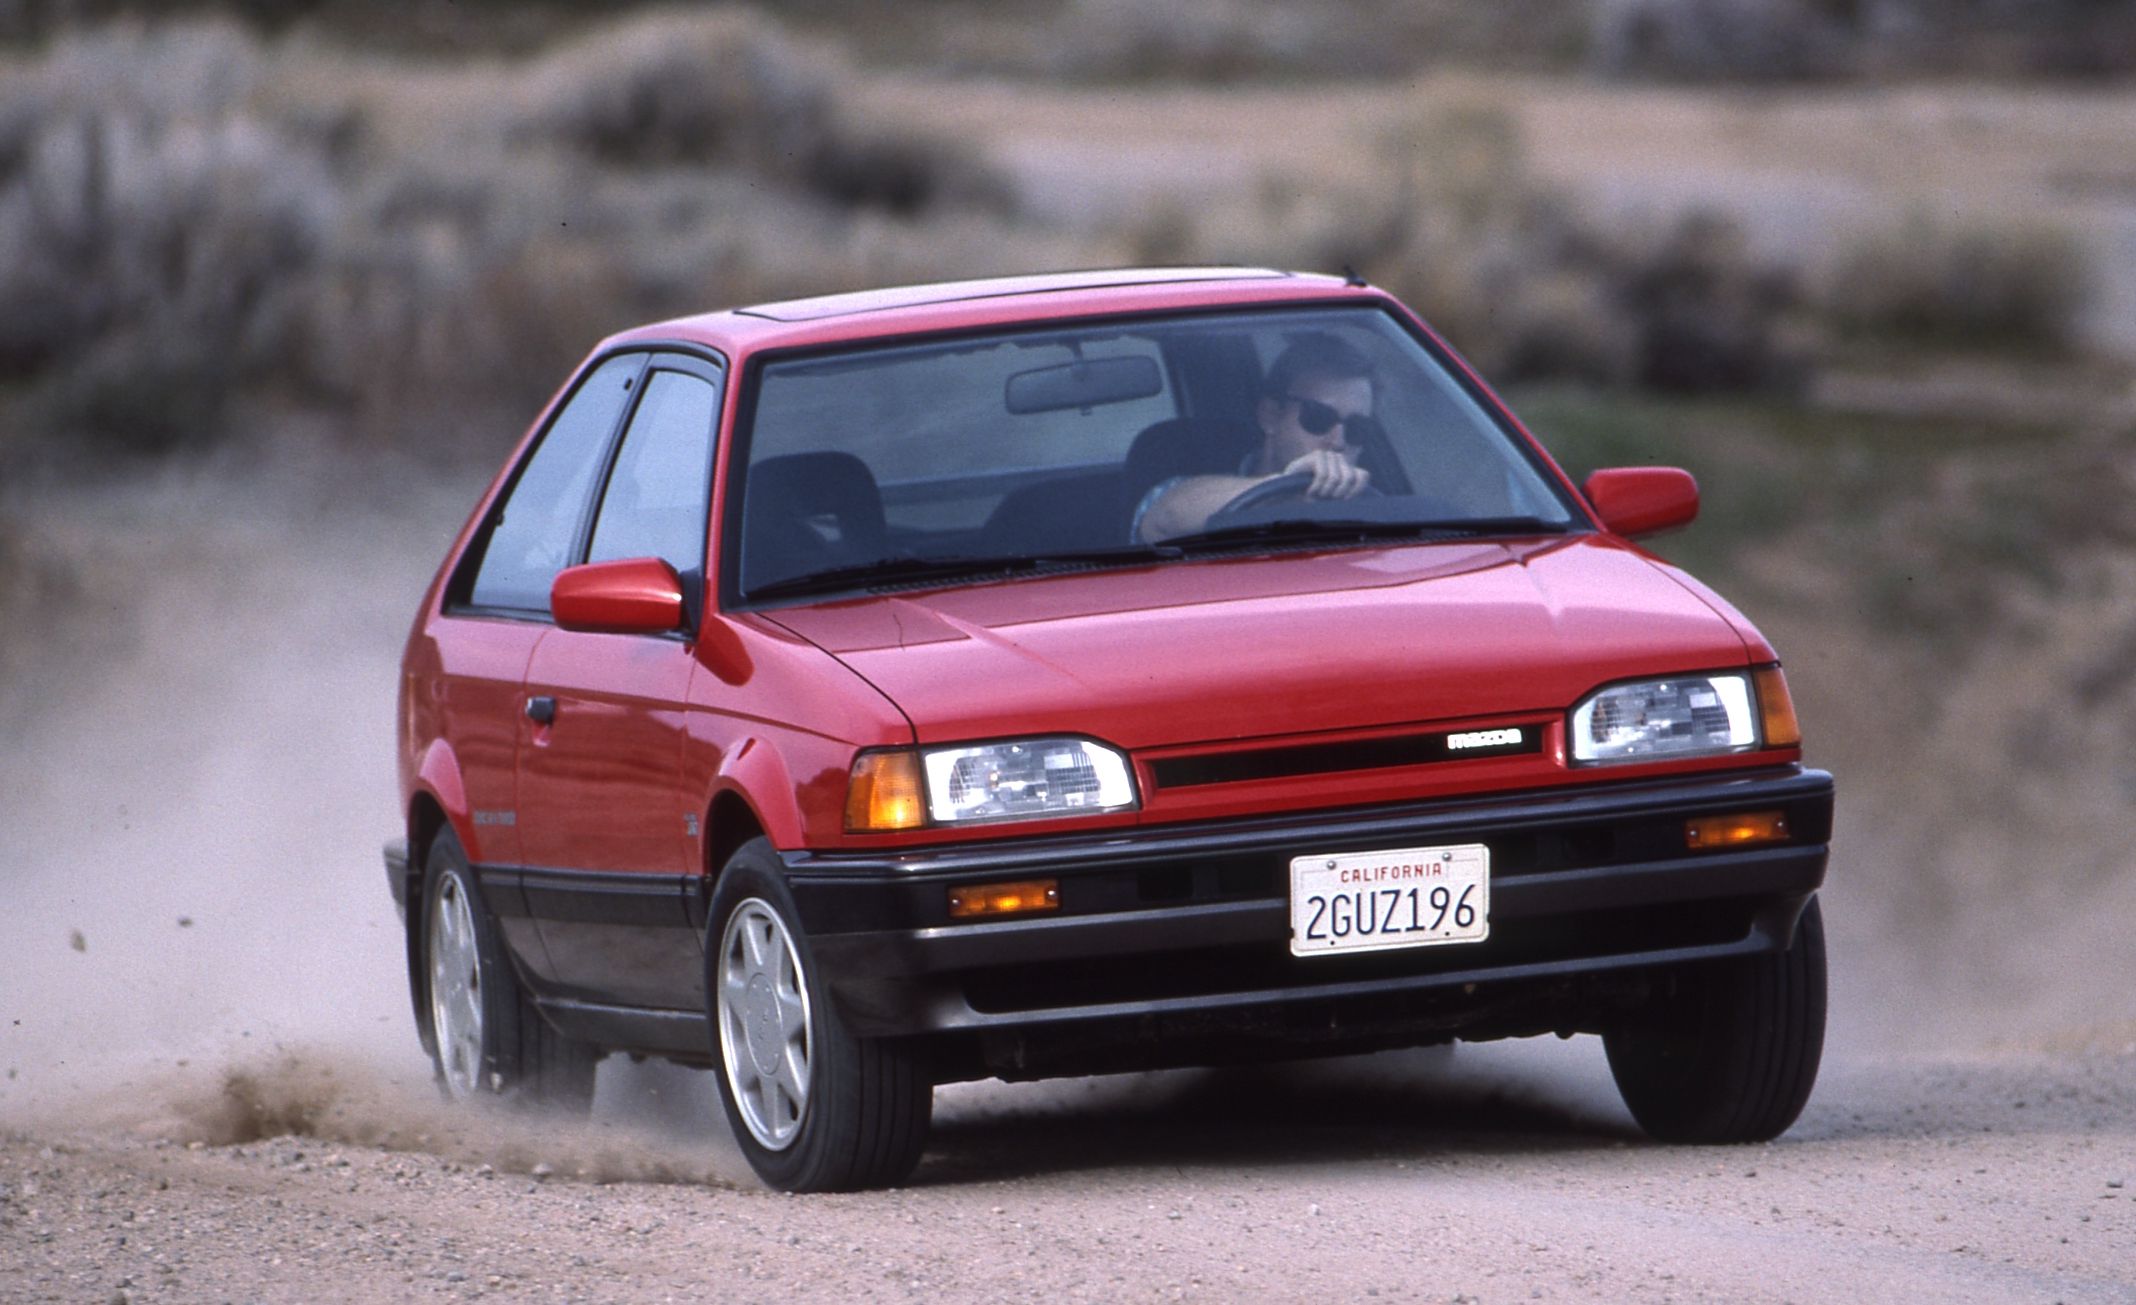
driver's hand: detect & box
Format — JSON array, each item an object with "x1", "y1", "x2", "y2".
[{"x1": 1281, "y1": 450, "x2": 1371, "y2": 500}]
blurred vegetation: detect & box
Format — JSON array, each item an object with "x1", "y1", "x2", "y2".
[
  {"x1": 1825, "y1": 215, "x2": 2092, "y2": 355},
  {"x1": 8, "y1": 0, "x2": 2136, "y2": 79},
  {"x1": 0, "y1": 5, "x2": 2115, "y2": 480},
  {"x1": 1514, "y1": 386, "x2": 2136, "y2": 645},
  {"x1": 0, "y1": 13, "x2": 1055, "y2": 470}
]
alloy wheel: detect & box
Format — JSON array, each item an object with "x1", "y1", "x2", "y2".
[
  {"x1": 428, "y1": 872, "x2": 486, "y2": 1097},
  {"x1": 716, "y1": 898, "x2": 814, "y2": 1150}
]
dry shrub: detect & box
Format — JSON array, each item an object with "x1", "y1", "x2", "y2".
[
  {"x1": 1587, "y1": 0, "x2": 1859, "y2": 81},
  {"x1": 1590, "y1": 0, "x2": 2136, "y2": 80},
  {"x1": 0, "y1": 20, "x2": 335, "y2": 457},
  {"x1": 1145, "y1": 103, "x2": 1805, "y2": 393},
  {"x1": 520, "y1": 9, "x2": 829, "y2": 171},
  {"x1": 1823, "y1": 215, "x2": 2090, "y2": 354},
  {"x1": 1613, "y1": 212, "x2": 1804, "y2": 392},
  {"x1": 0, "y1": 9, "x2": 1045, "y2": 472},
  {"x1": 959, "y1": 0, "x2": 1591, "y2": 82},
  {"x1": 520, "y1": 8, "x2": 1007, "y2": 215}
]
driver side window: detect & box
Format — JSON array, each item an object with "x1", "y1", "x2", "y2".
[
  {"x1": 586, "y1": 368, "x2": 720, "y2": 577},
  {"x1": 468, "y1": 354, "x2": 643, "y2": 614}
]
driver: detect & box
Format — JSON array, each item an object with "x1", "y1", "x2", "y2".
[{"x1": 1132, "y1": 333, "x2": 1375, "y2": 543}]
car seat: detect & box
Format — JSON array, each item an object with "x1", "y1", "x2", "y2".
[{"x1": 740, "y1": 451, "x2": 888, "y2": 593}]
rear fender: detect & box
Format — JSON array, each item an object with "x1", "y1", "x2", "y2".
[{"x1": 413, "y1": 738, "x2": 479, "y2": 861}]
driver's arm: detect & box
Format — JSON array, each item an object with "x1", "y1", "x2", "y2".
[
  {"x1": 1137, "y1": 474, "x2": 1261, "y2": 543},
  {"x1": 1138, "y1": 451, "x2": 1371, "y2": 542}
]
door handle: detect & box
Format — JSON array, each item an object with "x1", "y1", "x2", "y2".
[{"x1": 525, "y1": 695, "x2": 556, "y2": 725}]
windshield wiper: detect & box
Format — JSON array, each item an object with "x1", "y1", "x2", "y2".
[
  {"x1": 746, "y1": 554, "x2": 1041, "y2": 601},
  {"x1": 1162, "y1": 515, "x2": 1572, "y2": 553},
  {"x1": 745, "y1": 544, "x2": 1179, "y2": 602}
]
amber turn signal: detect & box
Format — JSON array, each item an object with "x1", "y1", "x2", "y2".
[
  {"x1": 845, "y1": 751, "x2": 927, "y2": 832},
  {"x1": 1685, "y1": 810, "x2": 1791, "y2": 851},
  {"x1": 1753, "y1": 666, "x2": 1802, "y2": 749},
  {"x1": 947, "y1": 879, "x2": 1060, "y2": 919}
]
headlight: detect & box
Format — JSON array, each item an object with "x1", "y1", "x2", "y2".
[
  {"x1": 1569, "y1": 671, "x2": 1759, "y2": 765},
  {"x1": 846, "y1": 738, "x2": 1138, "y2": 831}
]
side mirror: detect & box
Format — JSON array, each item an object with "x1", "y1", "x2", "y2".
[
  {"x1": 1583, "y1": 467, "x2": 1699, "y2": 538},
  {"x1": 551, "y1": 557, "x2": 686, "y2": 635}
]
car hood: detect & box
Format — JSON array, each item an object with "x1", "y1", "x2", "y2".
[{"x1": 765, "y1": 536, "x2": 1753, "y2": 750}]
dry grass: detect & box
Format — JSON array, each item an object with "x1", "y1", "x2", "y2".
[
  {"x1": 0, "y1": 11, "x2": 1047, "y2": 469},
  {"x1": 1122, "y1": 101, "x2": 1809, "y2": 392},
  {"x1": 0, "y1": 8, "x2": 2112, "y2": 481},
  {"x1": 1824, "y1": 215, "x2": 2092, "y2": 355}
]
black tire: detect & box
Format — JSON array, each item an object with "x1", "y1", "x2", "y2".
[
  {"x1": 1604, "y1": 896, "x2": 1827, "y2": 1144},
  {"x1": 418, "y1": 826, "x2": 597, "y2": 1112},
  {"x1": 706, "y1": 837, "x2": 931, "y2": 1192}
]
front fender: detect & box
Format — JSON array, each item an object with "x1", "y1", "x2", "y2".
[{"x1": 713, "y1": 735, "x2": 808, "y2": 850}]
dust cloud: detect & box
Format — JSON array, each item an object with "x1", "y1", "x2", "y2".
[
  {"x1": 0, "y1": 448, "x2": 778, "y2": 1183},
  {"x1": 0, "y1": 449, "x2": 454, "y2": 1116}
]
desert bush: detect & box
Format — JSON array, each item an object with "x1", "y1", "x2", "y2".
[
  {"x1": 520, "y1": 9, "x2": 829, "y2": 171},
  {"x1": 0, "y1": 20, "x2": 337, "y2": 457},
  {"x1": 1588, "y1": 0, "x2": 2136, "y2": 81},
  {"x1": 0, "y1": 9, "x2": 1048, "y2": 474},
  {"x1": 1612, "y1": 212, "x2": 1805, "y2": 392},
  {"x1": 1157, "y1": 104, "x2": 1805, "y2": 393},
  {"x1": 1587, "y1": 0, "x2": 1860, "y2": 81},
  {"x1": 1822, "y1": 215, "x2": 2091, "y2": 354},
  {"x1": 519, "y1": 9, "x2": 1007, "y2": 216},
  {"x1": 953, "y1": 0, "x2": 1592, "y2": 82}
]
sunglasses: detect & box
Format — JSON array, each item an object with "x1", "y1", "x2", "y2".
[{"x1": 1286, "y1": 395, "x2": 1379, "y2": 440}]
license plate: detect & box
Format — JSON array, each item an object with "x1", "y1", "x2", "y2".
[{"x1": 1289, "y1": 843, "x2": 1490, "y2": 957}]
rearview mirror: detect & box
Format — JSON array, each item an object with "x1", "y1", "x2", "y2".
[
  {"x1": 1583, "y1": 467, "x2": 1699, "y2": 538},
  {"x1": 551, "y1": 557, "x2": 686, "y2": 634},
  {"x1": 1004, "y1": 355, "x2": 1162, "y2": 414}
]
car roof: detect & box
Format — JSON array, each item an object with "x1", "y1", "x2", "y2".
[
  {"x1": 734, "y1": 267, "x2": 1291, "y2": 322},
  {"x1": 602, "y1": 267, "x2": 1379, "y2": 359}
]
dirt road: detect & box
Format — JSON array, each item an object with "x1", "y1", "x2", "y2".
[{"x1": 4, "y1": 1042, "x2": 2132, "y2": 1303}]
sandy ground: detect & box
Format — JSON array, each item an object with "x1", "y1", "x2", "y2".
[{"x1": 3, "y1": 1045, "x2": 2133, "y2": 1303}]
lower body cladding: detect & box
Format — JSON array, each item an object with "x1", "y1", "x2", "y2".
[{"x1": 784, "y1": 765, "x2": 1833, "y2": 1083}]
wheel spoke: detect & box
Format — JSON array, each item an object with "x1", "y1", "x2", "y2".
[
  {"x1": 741, "y1": 917, "x2": 768, "y2": 973},
  {"x1": 773, "y1": 941, "x2": 794, "y2": 993},
  {"x1": 778, "y1": 1041, "x2": 810, "y2": 1111},
  {"x1": 756, "y1": 1072, "x2": 783, "y2": 1132}
]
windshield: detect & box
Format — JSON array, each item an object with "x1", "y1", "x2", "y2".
[{"x1": 729, "y1": 304, "x2": 1581, "y2": 603}]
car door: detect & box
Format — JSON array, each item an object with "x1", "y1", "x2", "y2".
[
  {"x1": 515, "y1": 353, "x2": 723, "y2": 1008},
  {"x1": 437, "y1": 351, "x2": 647, "y2": 968}
]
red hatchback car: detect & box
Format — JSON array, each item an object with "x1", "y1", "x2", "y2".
[{"x1": 386, "y1": 267, "x2": 1834, "y2": 1191}]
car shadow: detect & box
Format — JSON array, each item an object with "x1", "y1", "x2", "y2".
[{"x1": 914, "y1": 1041, "x2": 1646, "y2": 1186}]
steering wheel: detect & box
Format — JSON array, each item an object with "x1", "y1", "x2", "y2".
[{"x1": 1206, "y1": 471, "x2": 1381, "y2": 527}]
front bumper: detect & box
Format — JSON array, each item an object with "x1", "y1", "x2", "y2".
[{"x1": 774, "y1": 765, "x2": 1834, "y2": 1045}]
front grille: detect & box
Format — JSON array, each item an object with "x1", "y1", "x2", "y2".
[{"x1": 1149, "y1": 725, "x2": 1541, "y2": 790}]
